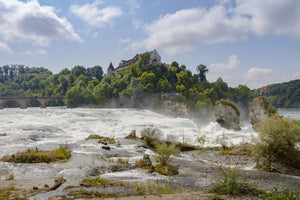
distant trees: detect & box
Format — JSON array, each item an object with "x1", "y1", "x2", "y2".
[{"x1": 260, "y1": 79, "x2": 300, "y2": 108}]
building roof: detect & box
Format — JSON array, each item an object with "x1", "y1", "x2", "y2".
[
  {"x1": 108, "y1": 62, "x2": 115, "y2": 70},
  {"x1": 116, "y1": 54, "x2": 139, "y2": 69}
]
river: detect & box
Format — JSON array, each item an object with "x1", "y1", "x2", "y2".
[{"x1": 0, "y1": 107, "x2": 299, "y2": 198}]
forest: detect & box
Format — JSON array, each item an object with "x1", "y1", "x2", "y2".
[
  {"x1": 0, "y1": 52, "x2": 298, "y2": 111},
  {"x1": 257, "y1": 79, "x2": 300, "y2": 108}
]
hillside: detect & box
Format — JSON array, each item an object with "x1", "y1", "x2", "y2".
[{"x1": 257, "y1": 79, "x2": 300, "y2": 108}]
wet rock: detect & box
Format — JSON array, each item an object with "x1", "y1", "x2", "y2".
[
  {"x1": 110, "y1": 164, "x2": 131, "y2": 172},
  {"x1": 125, "y1": 130, "x2": 137, "y2": 139},
  {"x1": 249, "y1": 97, "x2": 278, "y2": 130},
  {"x1": 215, "y1": 99, "x2": 240, "y2": 130},
  {"x1": 86, "y1": 168, "x2": 100, "y2": 176},
  {"x1": 143, "y1": 154, "x2": 152, "y2": 167},
  {"x1": 102, "y1": 146, "x2": 111, "y2": 150}
]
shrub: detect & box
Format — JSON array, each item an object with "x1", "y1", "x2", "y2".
[
  {"x1": 155, "y1": 143, "x2": 179, "y2": 167},
  {"x1": 255, "y1": 115, "x2": 300, "y2": 170}
]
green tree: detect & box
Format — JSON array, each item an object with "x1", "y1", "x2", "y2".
[
  {"x1": 138, "y1": 52, "x2": 150, "y2": 69},
  {"x1": 87, "y1": 65, "x2": 103, "y2": 81},
  {"x1": 71, "y1": 65, "x2": 87, "y2": 77},
  {"x1": 196, "y1": 64, "x2": 209, "y2": 82}
]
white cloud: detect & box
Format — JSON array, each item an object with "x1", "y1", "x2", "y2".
[
  {"x1": 19, "y1": 49, "x2": 47, "y2": 56},
  {"x1": 128, "y1": 0, "x2": 140, "y2": 14},
  {"x1": 244, "y1": 67, "x2": 272, "y2": 88},
  {"x1": 245, "y1": 67, "x2": 272, "y2": 80},
  {"x1": 236, "y1": 0, "x2": 300, "y2": 37},
  {"x1": 70, "y1": 1, "x2": 123, "y2": 28},
  {"x1": 141, "y1": 6, "x2": 248, "y2": 54},
  {"x1": 136, "y1": 0, "x2": 300, "y2": 55},
  {"x1": 0, "y1": 41, "x2": 12, "y2": 53},
  {"x1": 0, "y1": 0, "x2": 82, "y2": 45},
  {"x1": 210, "y1": 55, "x2": 240, "y2": 70}
]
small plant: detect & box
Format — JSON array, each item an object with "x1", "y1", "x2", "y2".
[
  {"x1": 0, "y1": 133, "x2": 7, "y2": 136},
  {"x1": 86, "y1": 134, "x2": 116, "y2": 145},
  {"x1": 215, "y1": 132, "x2": 230, "y2": 154},
  {"x1": 197, "y1": 135, "x2": 206, "y2": 148},
  {"x1": 117, "y1": 158, "x2": 129, "y2": 164}
]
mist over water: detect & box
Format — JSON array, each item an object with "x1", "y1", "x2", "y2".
[{"x1": 0, "y1": 107, "x2": 299, "y2": 181}]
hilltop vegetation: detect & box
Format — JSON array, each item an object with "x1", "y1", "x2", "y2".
[
  {"x1": 0, "y1": 53, "x2": 267, "y2": 113},
  {"x1": 257, "y1": 79, "x2": 300, "y2": 108}
]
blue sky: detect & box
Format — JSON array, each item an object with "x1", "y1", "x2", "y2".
[{"x1": 0, "y1": 0, "x2": 300, "y2": 89}]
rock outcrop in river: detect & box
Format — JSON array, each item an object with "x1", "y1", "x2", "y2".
[
  {"x1": 249, "y1": 97, "x2": 278, "y2": 130},
  {"x1": 215, "y1": 99, "x2": 240, "y2": 130}
]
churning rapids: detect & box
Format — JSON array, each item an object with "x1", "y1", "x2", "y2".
[{"x1": 0, "y1": 107, "x2": 299, "y2": 198}]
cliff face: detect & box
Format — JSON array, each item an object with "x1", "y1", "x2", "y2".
[{"x1": 215, "y1": 100, "x2": 240, "y2": 130}]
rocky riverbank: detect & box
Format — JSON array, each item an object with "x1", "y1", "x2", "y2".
[{"x1": 1, "y1": 138, "x2": 299, "y2": 199}]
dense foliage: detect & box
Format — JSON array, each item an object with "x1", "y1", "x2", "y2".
[
  {"x1": 0, "y1": 54, "x2": 257, "y2": 111},
  {"x1": 257, "y1": 79, "x2": 300, "y2": 108},
  {"x1": 255, "y1": 115, "x2": 300, "y2": 170}
]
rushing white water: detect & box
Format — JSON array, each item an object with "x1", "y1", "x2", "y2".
[{"x1": 0, "y1": 107, "x2": 299, "y2": 181}]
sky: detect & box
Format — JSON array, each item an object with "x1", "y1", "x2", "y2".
[{"x1": 0, "y1": 0, "x2": 300, "y2": 89}]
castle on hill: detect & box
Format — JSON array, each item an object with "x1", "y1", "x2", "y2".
[{"x1": 107, "y1": 49, "x2": 161, "y2": 75}]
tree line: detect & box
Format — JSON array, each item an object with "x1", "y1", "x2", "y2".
[
  {"x1": 0, "y1": 52, "x2": 264, "y2": 112},
  {"x1": 257, "y1": 79, "x2": 300, "y2": 108}
]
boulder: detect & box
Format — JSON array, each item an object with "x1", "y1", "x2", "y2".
[
  {"x1": 215, "y1": 99, "x2": 240, "y2": 130},
  {"x1": 249, "y1": 97, "x2": 277, "y2": 129}
]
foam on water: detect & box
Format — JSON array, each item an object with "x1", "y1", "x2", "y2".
[{"x1": 0, "y1": 107, "x2": 299, "y2": 180}]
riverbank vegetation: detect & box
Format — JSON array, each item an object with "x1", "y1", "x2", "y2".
[
  {"x1": 1, "y1": 145, "x2": 71, "y2": 163},
  {"x1": 254, "y1": 115, "x2": 300, "y2": 172}
]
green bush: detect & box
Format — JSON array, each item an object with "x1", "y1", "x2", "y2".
[
  {"x1": 255, "y1": 115, "x2": 300, "y2": 170},
  {"x1": 155, "y1": 143, "x2": 179, "y2": 167},
  {"x1": 1, "y1": 146, "x2": 71, "y2": 163}
]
